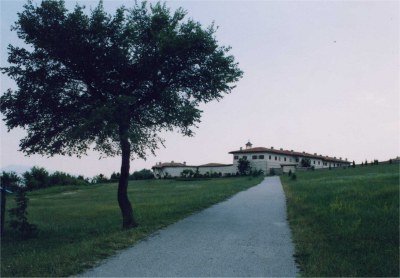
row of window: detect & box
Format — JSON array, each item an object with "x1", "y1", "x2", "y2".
[
  {"x1": 234, "y1": 154, "x2": 343, "y2": 167},
  {"x1": 234, "y1": 155, "x2": 293, "y2": 162}
]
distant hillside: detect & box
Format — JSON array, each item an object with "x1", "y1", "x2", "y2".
[
  {"x1": 0, "y1": 165, "x2": 58, "y2": 176},
  {"x1": 0, "y1": 165, "x2": 33, "y2": 176}
]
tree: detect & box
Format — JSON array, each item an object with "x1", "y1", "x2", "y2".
[
  {"x1": 300, "y1": 158, "x2": 311, "y2": 168},
  {"x1": 0, "y1": 1, "x2": 242, "y2": 228},
  {"x1": 237, "y1": 158, "x2": 250, "y2": 176},
  {"x1": 129, "y1": 169, "x2": 154, "y2": 180},
  {"x1": 352, "y1": 160, "x2": 356, "y2": 168},
  {"x1": 8, "y1": 187, "x2": 37, "y2": 239},
  {"x1": 23, "y1": 167, "x2": 50, "y2": 190}
]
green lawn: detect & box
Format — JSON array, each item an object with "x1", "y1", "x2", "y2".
[
  {"x1": 282, "y1": 163, "x2": 399, "y2": 277},
  {"x1": 1, "y1": 176, "x2": 263, "y2": 277}
]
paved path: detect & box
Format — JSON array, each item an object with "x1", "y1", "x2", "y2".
[{"x1": 81, "y1": 177, "x2": 298, "y2": 277}]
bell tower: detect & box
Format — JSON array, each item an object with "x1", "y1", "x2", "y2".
[{"x1": 245, "y1": 141, "x2": 253, "y2": 149}]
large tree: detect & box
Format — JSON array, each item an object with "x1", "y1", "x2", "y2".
[{"x1": 0, "y1": 0, "x2": 242, "y2": 228}]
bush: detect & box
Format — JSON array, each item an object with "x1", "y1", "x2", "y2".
[
  {"x1": 291, "y1": 173, "x2": 297, "y2": 180},
  {"x1": 180, "y1": 169, "x2": 194, "y2": 178},
  {"x1": 288, "y1": 170, "x2": 292, "y2": 176},
  {"x1": 251, "y1": 169, "x2": 264, "y2": 177},
  {"x1": 301, "y1": 158, "x2": 311, "y2": 168},
  {"x1": 91, "y1": 174, "x2": 109, "y2": 184},
  {"x1": 129, "y1": 169, "x2": 154, "y2": 180}
]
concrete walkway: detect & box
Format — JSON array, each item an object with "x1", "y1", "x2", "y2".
[{"x1": 81, "y1": 177, "x2": 298, "y2": 277}]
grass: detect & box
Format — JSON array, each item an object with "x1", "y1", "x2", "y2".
[
  {"x1": 1, "y1": 176, "x2": 263, "y2": 277},
  {"x1": 281, "y1": 163, "x2": 399, "y2": 277}
]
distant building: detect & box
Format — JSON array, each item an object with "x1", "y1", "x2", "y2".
[
  {"x1": 230, "y1": 143, "x2": 351, "y2": 174},
  {"x1": 152, "y1": 161, "x2": 232, "y2": 179},
  {"x1": 152, "y1": 142, "x2": 351, "y2": 178}
]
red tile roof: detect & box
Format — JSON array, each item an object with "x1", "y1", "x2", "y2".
[
  {"x1": 152, "y1": 162, "x2": 233, "y2": 169},
  {"x1": 198, "y1": 163, "x2": 233, "y2": 167},
  {"x1": 152, "y1": 162, "x2": 189, "y2": 169}
]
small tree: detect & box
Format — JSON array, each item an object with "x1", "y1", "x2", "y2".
[
  {"x1": 237, "y1": 158, "x2": 250, "y2": 176},
  {"x1": 352, "y1": 161, "x2": 356, "y2": 168},
  {"x1": 8, "y1": 188, "x2": 37, "y2": 239},
  {"x1": 300, "y1": 158, "x2": 311, "y2": 168}
]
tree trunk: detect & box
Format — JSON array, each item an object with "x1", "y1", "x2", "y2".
[{"x1": 118, "y1": 125, "x2": 138, "y2": 229}]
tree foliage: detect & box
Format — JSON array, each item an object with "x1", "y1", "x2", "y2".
[
  {"x1": 129, "y1": 169, "x2": 154, "y2": 180},
  {"x1": 300, "y1": 158, "x2": 311, "y2": 168},
  {"x1": 1, "y1": 0, "x2": 242, "y2": 158},
  {"x1": 23, "y1": 166, "x2": 50, "y2": 190},
  {"x1": 0, "y1": 0, "x2": 243, "y2": 228},
  {"x1": 237, "y1": 158, "x2": 250, "y2": 176}
]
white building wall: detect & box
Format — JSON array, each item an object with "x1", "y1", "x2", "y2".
[
  {"x1": 232, "y1": 152, "x2": 348, "y2": 174},
  {"x1": 198, "y1": 165, "x2": 235, "y2": 176},
  {"x1": 153, "y1": 166, "x2": 197, "y2": 178},
  {"x1": 154, "y1": 165, "x2": 235, "y2": 178}
]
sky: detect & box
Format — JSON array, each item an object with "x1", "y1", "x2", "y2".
[{"x1": 1, "y1": 0, "x2": 399, "y2": 177}]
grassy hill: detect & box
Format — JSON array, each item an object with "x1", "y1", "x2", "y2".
[
  {"x1": 282, "y1": 163, "x2": 399, "y2": 277},
  {"x1": 1, "y1": 176, "x2": 263, "y2": 277}
]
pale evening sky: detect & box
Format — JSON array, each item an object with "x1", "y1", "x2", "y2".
[{"x1": 1, "y1": 0, "x2": 399, "y2": 177}]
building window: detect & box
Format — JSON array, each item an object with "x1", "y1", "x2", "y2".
[
  {"x1": 259, "y1": 155, "x2": 264, "y2": 159},
  {"x1": 318, "y1": 161, "x2": 320, "y2": 165},
  {"x1": 284, "y1": 157, "x2": 287, "y2": 162},
  {"x1": 313, "y1": 160, "x2": 315, "y2": 164},
  {"x1": 234, "y1": 156, "x2": 239, "y2": 160},
  {"x1": 275, "y1": 156, "x2": 277, "y2": 160},
  {"x1": 242, "y1": 156, "x2": 247, "y2": 160},
  {"x1": 295, "y1": 158, "x2": 299, "y2": 162},
  {"x1": 269, "y1": 155, "x2": 271, "y2": 160},
  {"x1": 252, "y1": 155, "x2": 257, "y2": 159}
]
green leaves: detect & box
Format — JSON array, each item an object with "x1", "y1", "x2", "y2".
[{"x1": 1, "y1": 0, "x2": 242, "y2": 159}]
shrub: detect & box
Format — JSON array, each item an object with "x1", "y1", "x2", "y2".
[
  {"x1": 110, "y1": 172, "x2": 121, "y2": 182},
  {"x1": 180, "y1": 169, "x2": 194, "y2": 178},
  {"x1": 291, "y1": 173, "x2": 297, "y2": 180},
  {"x1": 91, "y1": 174, "x2": 109, "y2": 184},
  {"x1": 301, "y1": 158, "x2": 311, "y2": 168},
  {"x1": 252, "y1": 169, "x2": 264, "y2": 177},
  {"x1": 129, "y1": 169, "x2": 154, "y2": 180},
  {"x1": 288, "y1": 170, "x2": 292, "y2": 176}
]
